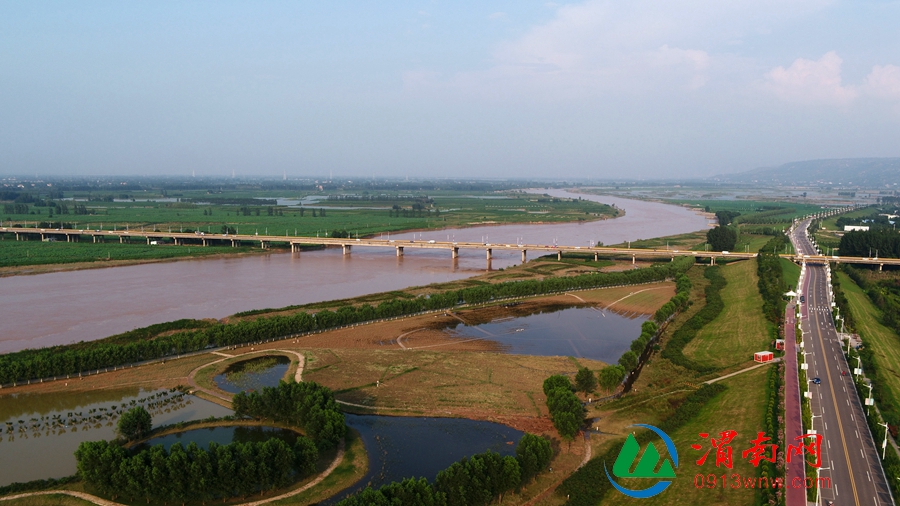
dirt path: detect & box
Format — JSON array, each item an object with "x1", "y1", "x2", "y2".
[
  {"x1": 602, "y1": 286, "x2": 667, "y2": 311},
  {"x1": 396, "y1": 328, "x2": 425, "y2": 349},
  {"x1": 579, "y1": 432, "x2": 592, "y2": 469},
  {"x1": 186, "y1": 349, "x2": 306, "y2": 402},
  {"x1": 0, "y1": 490, "x2": 122, "y2": 506},
  {"x1": 703, "y1": 358, "x2": 780, "y2": 385}
]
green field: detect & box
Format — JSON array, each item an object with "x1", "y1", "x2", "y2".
[
  {"x1": 684, "y1": 260, "x2": 772, "y2": 369},
  {"x1": 837, "y1": 271, "x2": 900, "y2": 413},
  {"x1": 0, "y1": 240, "x2": 256, "y2": 268},
  {"x1": 1, "y1": 190, "x2": 616, "y2": 268},
  {"x1": 780, "y1": 258, "x2": 800, "y2": 291}
]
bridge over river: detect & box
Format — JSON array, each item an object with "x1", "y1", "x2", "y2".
[{"x1": 6, "y1": 226, "x2": 897, "y2": 267}]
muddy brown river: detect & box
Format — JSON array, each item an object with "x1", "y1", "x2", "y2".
[{"x1": 0, "y1": 191, "x2": 710, "y2": 353}]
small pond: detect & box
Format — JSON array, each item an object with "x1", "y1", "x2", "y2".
[
  {"x1": 133, "y1": 425, "x2": 298, "y2": 452},
  {"x1": 214, "y1": 355, "x2": 291, "y2": 394},
  {"x1": 329, "y1": 414, "x2": 523, "y2": 503},
  {"x1": 0, "y1": 388, "x2": 233, "y2": 486},
  {"x1": 445, "y1": 306, "x2": 647, "y2": 363}
]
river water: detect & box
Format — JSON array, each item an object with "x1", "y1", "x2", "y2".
[{"x1": 0, "y1": 191, "x2": 709, "y2": 353}]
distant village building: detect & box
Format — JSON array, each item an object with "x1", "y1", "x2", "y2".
[{"x1": 844, "y1": 225, "x2": 870, "y2": 232}]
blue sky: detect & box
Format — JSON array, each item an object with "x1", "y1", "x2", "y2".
[{"x1": 2, "y1": 1, "x2": 899, "y2": 179}]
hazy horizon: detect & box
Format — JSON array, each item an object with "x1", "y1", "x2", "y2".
[{"x1": 2, "y1": 2, "x2": 899, "y2": 179}]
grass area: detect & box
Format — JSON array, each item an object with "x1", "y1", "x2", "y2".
[
  {"x1": 0, "y1": 240, "x2": 257, "y2": 268},
  {"x1": 837, "y1": 271, "x2": 900, "y2": 412},
  {"x1": 609, "y1": 231, "x2": 708, "y2": 250},
  {"x1": 0, "y1": 494, "x2": 94, "y2": 506},
  {"x1": 304, "y1": 348, "x2": 604, "y2": 419},
  {"x1": 733, "y1": 233, "x2": 773, "y2": 254},
  {"x1": 781, "y1": 258, "x2": 800, "y2": 291},
  {"x1": 2, "y1": 192, "x2": 615, "y2": 243},
  {"x1": 600, "y1": 368, "x2": 769, "y2": 506},
  {"x1": 683, "y1": 260, "x2": 772, "y2": 370}
]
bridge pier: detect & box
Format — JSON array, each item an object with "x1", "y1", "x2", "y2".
[
  {"x1": 15, "y1": 232, "x2": 19, "y2": 241},
  {"x1": 486, "y1": 248, "x2": 492, "y2": 260},
  {"x1": 452, "y1": 247, "x2": 459, "y2": 258},
  {"x1": 231, "y1": 239, "x2": 237, "y2": 248},
  {"x1": 594, "y1": 252, "x2": 599, "y2": 262},
  {"x1": 260, "y1": 241, "x2": 269, "y2": 249},
  {"x1": 632, "y1": 255, "x2": 635, "y2": 265},
  {"x1": 710, "y1": 256, "x2": 715, "y2": 266},
  {"x1": 521, "y1": 250, "x2": 527, "y2": 263},
  {"x1": 557, "y1": 251, "x2": 562, "y2": 261},
  {"x1": 342, "y1": 244, "x2": 351, "y2": 255},
  {"x1": 880, "y1": 263, "x2": 884, "y2": 271},
  {"x1": 67, "y1": 234, "x2": 72, "y2": 243},
  {"x1": 202, "y1": 239, "x2": 208, "y2": 247},
  {"x1": 146, "y1": 237, "x2": 151, "y2": 245},
  {"x1": 120, "y1": 236, "x2": 124, "y2": 244},
  {"x1": 396, "y1": 246, "x2": 404, "y2": 257}
]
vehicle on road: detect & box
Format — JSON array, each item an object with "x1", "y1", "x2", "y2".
[{"x1": 812, "y1": 377, "x2": 821, "y2": 385}]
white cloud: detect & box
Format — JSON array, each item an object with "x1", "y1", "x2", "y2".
[
  {"x1": 402, "y1": 0, "x2": 833, "y2": 100},
  {"x1": 863, "y1": 64, "x2": 900, "y2": 100},
  {"x1": 762, "y1": 51, "x2": 857, "y2": 105}
]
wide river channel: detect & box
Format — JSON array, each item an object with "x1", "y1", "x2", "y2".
[{"x1": 0, "y1": 190, "x2": 709, "y2": 353}]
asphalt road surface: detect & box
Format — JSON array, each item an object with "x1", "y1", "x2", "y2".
[{"x1": 790, "y1": 220, "x2": 893, "y2": 505}]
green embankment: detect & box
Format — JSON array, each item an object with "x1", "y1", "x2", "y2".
[
  {"x1": 780, "y1": 258, "x2": 800, "y2": 291},
  {"x1": 684, "y1": 260, "x2": 772, "y2": 369},
  {"x1": 601, "y1": 368, "x2": 769, "y2": 506},
  {"x1": 837, "y1": 272, "x2": 900, "y2": 418}
]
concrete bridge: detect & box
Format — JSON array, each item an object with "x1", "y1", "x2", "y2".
[
  {"x1": 1, "y1": 226, "x2": 751, "y2": 263},
  {"x1": 3, "y1": 226, "x2": 898, "y2": 267}
]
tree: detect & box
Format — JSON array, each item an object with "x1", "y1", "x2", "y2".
[
  {"x1": 542, "y1": 375, "x2": 572, "y2": 396},
  {"x1": 516, "y1": 433, "x2": 552, "y2": 484},
  {"x1": 116, "y1": 406, "x2": 152, "y2": 441},
  {"x1": 598, "y1": 365, "x2": 626, "y2": 394},
  {"x1": 574, "y1": 367, "x2": 597, "y2": 393},
  {"x1": 618, "y1": 351, "x2": 638, "y2": 373},
  {"x1": 707, "y1": 225, "x2": 737, "y2": 251}
]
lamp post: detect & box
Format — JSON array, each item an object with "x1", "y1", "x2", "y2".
[
  {"x1": 879, "y1": 422, "x2": 890, "y2": 460},
  {"x1": 866, "y1": 383, "x2": 874, "y2": 415},
  {"x1": 856, "y1": 357, "x2": 863, "y2": 378},
  {"x1": 815, "y1": 465, "x2": 830, "y2": 506}
]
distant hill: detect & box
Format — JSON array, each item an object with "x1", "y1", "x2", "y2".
[{"x1": 714, "y1": 158, "x2": 900, "y2": 187}]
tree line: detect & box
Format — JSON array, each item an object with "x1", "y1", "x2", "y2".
[
  {"x1": 232, "y1": 380, "x2": 346, "y2": 450},
  {"x1": 336, "y1": 433, "x2": 552, "y2": 506},
  {"x1": 839, "y1": 229, "x2": 900, "y2": 258},
  {"x1": 75, "y1": 436, "x2": 318, "y2": 503},
  {"x1": 542, "y1": 375, "x2": 585, "y2": 442},
  {"x1": 0, "y1": 257, "x2": 694, "y2": 386},
  {"x1": 757, "y1": 235, "x2": 788, "y2": 331}
]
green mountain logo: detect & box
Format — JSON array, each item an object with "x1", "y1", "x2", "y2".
[
  {"x1": 605, "y1": 424, "x2": 678, "y2": 499},
  {"x1": 613, "y1": 433, "x2": 676, "y2": 478}
]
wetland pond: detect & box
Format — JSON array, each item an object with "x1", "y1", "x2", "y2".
[
  {"x1": 0, "y1": 388, "x2": 232, "y2": 486},
  {"x1": 330, "y1": 414, "x2": 523, "y2": 503},
  {"x1": 446, "y1": 306, "x2": 646, "y2": 362},
  {"x1": 214, "y1": 355, "x2": 291, "y2": 394},
  {"x1": 133, "y1": 425, "x2": 298, "y2": 452}
]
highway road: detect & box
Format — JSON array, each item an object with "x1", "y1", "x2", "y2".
[{"x1": 790, "y1": 220, "x2": 893, "y2": 505}]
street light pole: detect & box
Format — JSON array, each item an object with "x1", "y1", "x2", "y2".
[{"x1": 880, "y1": 422, "x2": 890, "y2": 460}]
